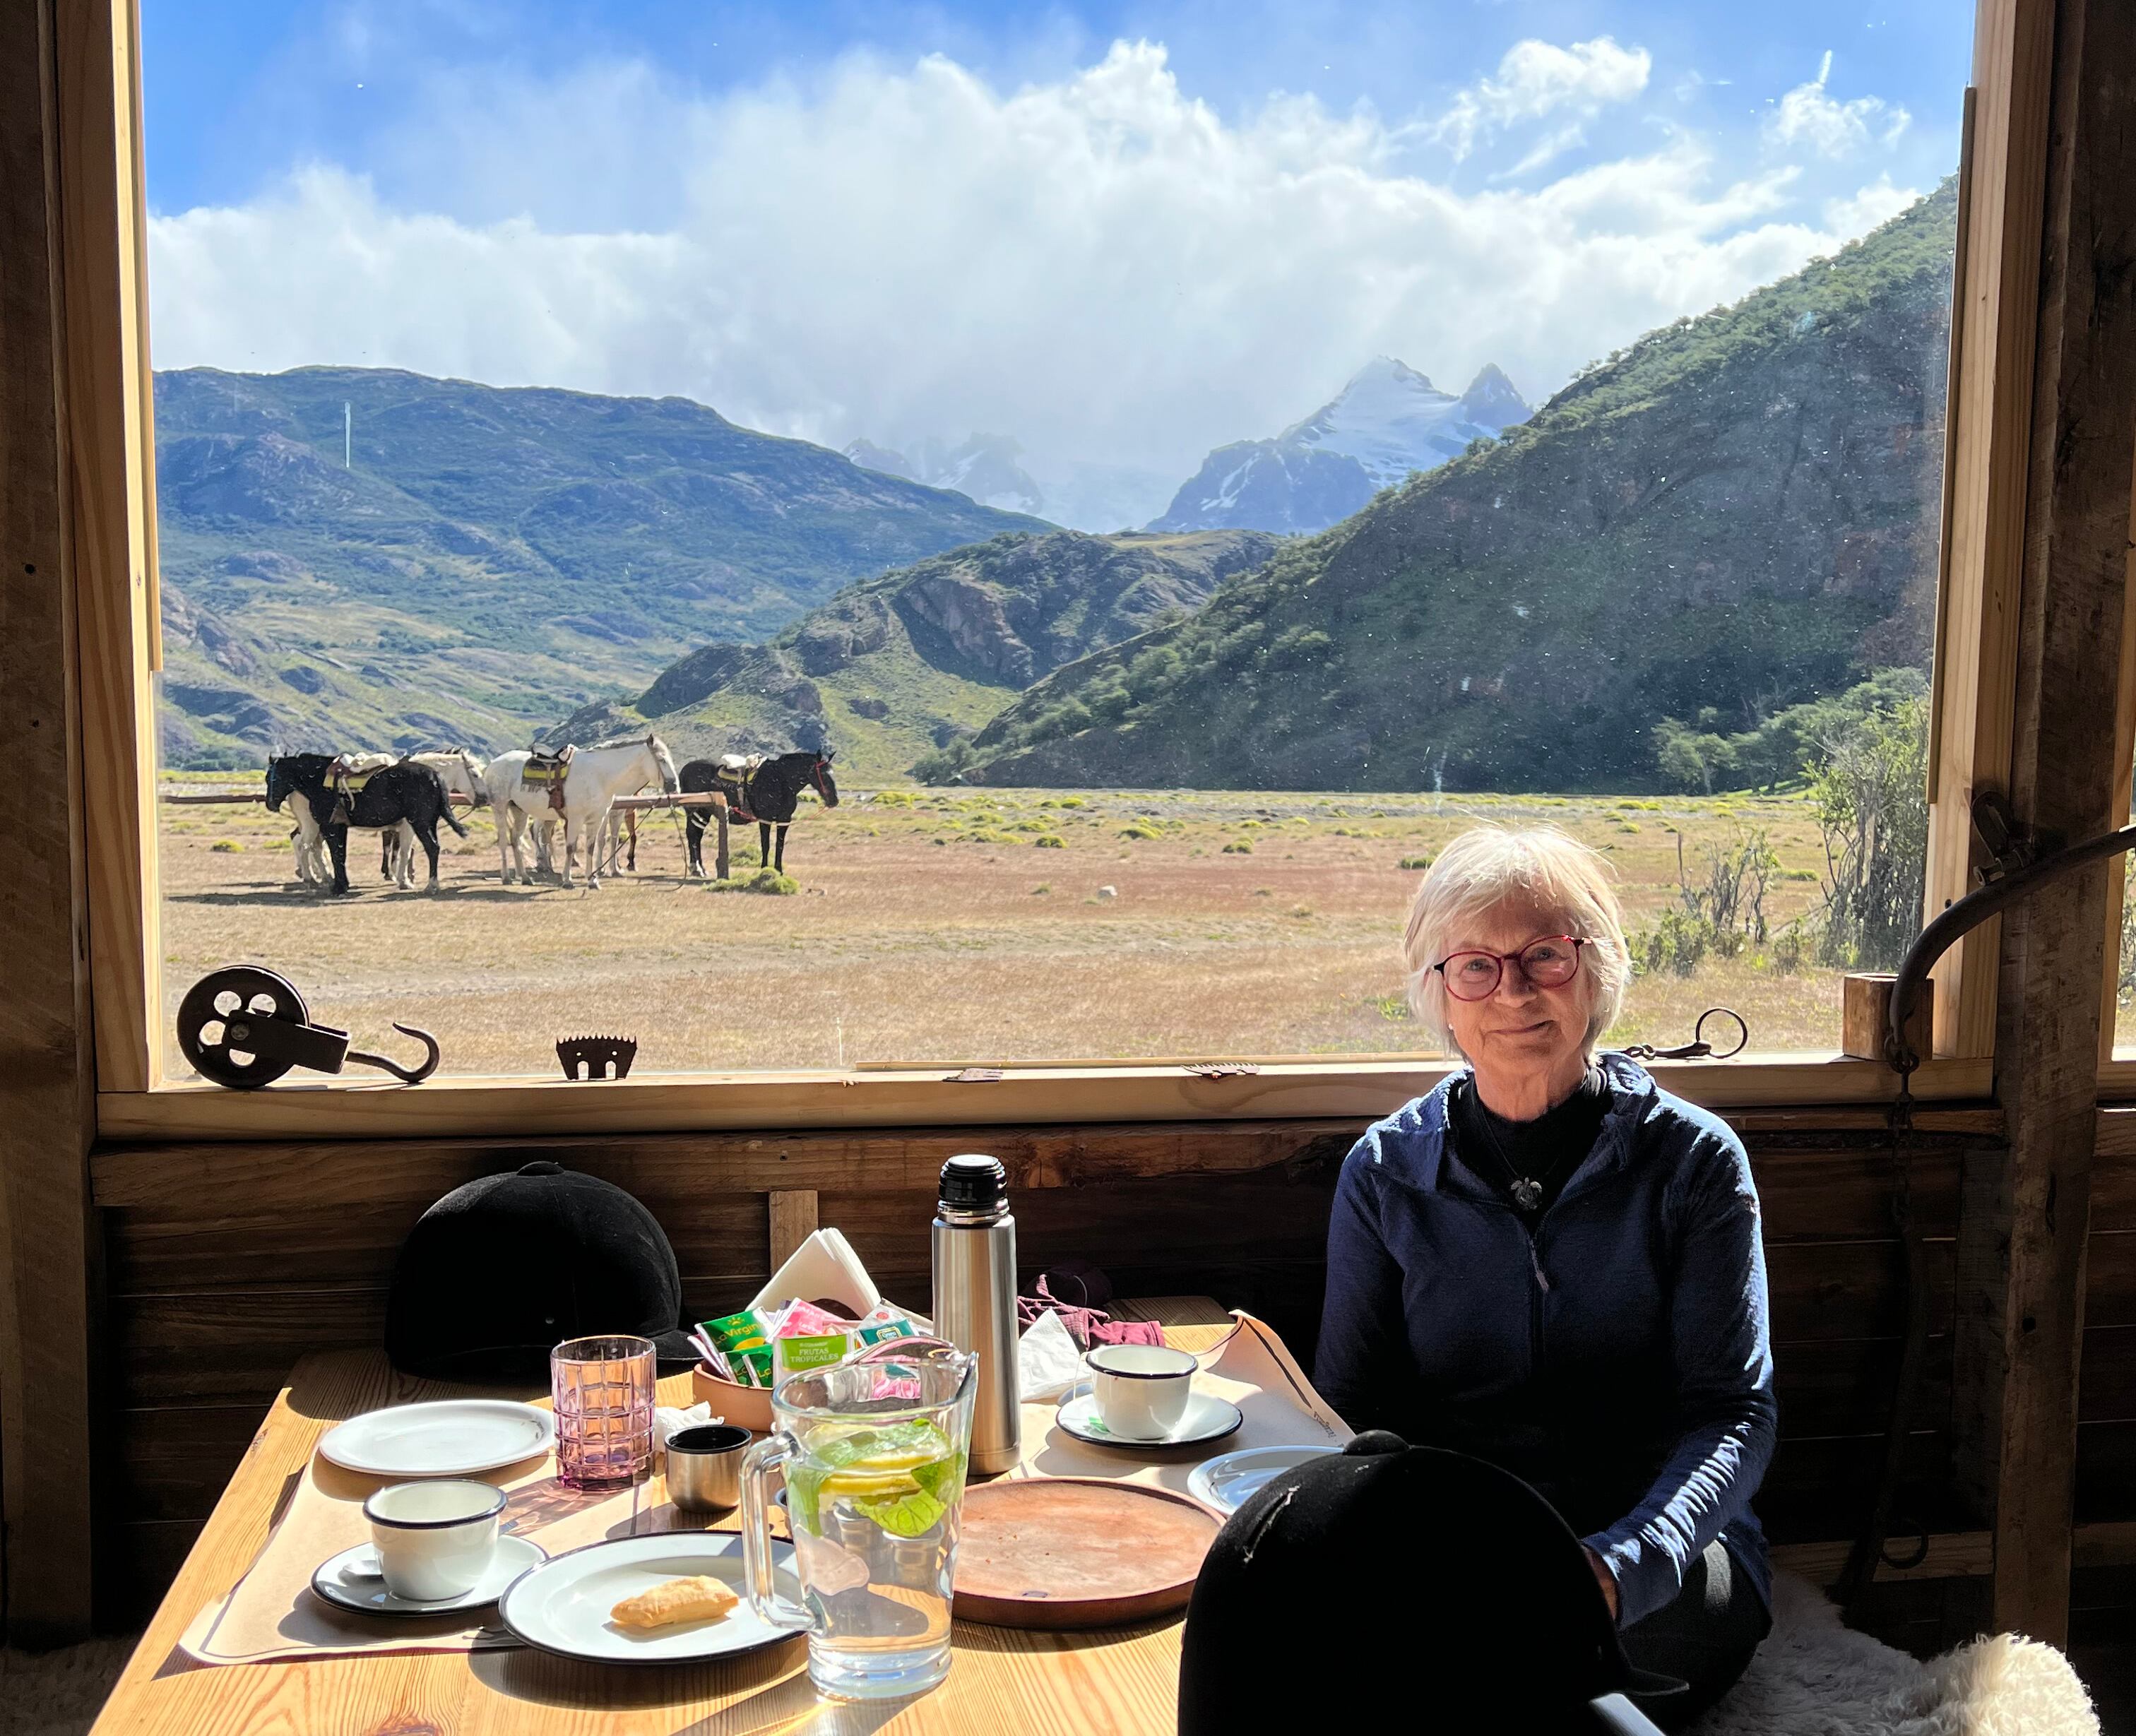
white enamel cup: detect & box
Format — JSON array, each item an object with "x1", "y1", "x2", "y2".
[
  {"x1": 362, "y1": 1480, "x2": 506, "y2": 1601},
  {"x1": 1085, "y1": 1343, "x2": 1197, "y2": 1440}
]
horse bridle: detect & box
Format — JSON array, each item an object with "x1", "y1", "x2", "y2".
[{"x1": 809, "y1": 756, "x2": 833, "y2": 802}]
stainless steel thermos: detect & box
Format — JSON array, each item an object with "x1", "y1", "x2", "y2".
[{"x1": 931, "y1": 1153, "x2": 1021, "y2": 1474}]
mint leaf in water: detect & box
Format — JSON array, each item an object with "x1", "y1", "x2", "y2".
[{"x1": 854, "y1": 1487, "x2": 946, "y2": 1538}]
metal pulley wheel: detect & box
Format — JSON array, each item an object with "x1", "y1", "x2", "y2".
[
  {"x1": 176, "y1": 965, "x2": 312, "y2": 1089},
  {"x1": 175, "y1": 965, "x2": 440, "y2": 1090}
]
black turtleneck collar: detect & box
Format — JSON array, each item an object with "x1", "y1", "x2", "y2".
[{"x1": 1447, "y1": 1064, "x2": 1610, "y2": 1215}]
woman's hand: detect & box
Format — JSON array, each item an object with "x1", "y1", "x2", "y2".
[{"x1": 1582, "y1": 1545, "x2": 1620, "y2": 1623}]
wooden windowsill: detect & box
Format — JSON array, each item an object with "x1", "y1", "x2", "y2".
[{"x1": 97, "y1": 1052, "x2": 1995, "y2": 1142}]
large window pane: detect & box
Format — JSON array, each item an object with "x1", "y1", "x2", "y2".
[{"x1": 146, "y1": 3, "x2": 1968, "y2": 1078}]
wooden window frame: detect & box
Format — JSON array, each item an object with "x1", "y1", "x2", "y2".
[{"x1": 68, "y1": 0, "x2": 2042, "y2": 1143}]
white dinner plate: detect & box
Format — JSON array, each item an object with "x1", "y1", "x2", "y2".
[
  {"x1": 498, "y1": 1532, "x2": 804, "y2": 1665},
  {"x1": 1053, "y1": 1389, "x2": 1245, "y2": 1451},
  {"x1": 317, "y1": 1400, "x2": 556, "y2": 1479},
  {"x1": 1187, "y1": 1444, "x2": 1341, "y2": 1515},
  {"x1": 311, "y1": 1534, "x2": 547, "y2": 1618}
]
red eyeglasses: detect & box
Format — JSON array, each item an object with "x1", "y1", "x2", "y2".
[{"x1": 1432, "y1": 935, "x2": 1588, "y2": 1002}]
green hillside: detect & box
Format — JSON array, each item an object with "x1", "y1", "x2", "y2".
[
  {"x1": 151, "y1": 367, "x2": 1046, "y2": 766},
  {"x1": 559, "y1": 528, "x2": 1281, "y2": 781},
  {"x1": 965, "y1": 182, "x2": 1956, "y2": 792}
]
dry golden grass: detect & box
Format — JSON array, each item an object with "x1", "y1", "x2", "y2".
[{"x1": 157, "y1": 783, "x2": 1850, "y2": 1080}]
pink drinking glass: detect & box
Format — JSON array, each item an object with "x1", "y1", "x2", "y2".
[{"x1": 550, "y1": 1334, "x2": 656, "y2": 1490}]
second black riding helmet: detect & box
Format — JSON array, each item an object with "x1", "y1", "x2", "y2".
[{"x1": 385, "y1": 1161, "x2": 696, "y2": 1379}]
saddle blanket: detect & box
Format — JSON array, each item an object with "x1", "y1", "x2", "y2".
[
  {"x1": 712, "y1": 753, "x2": 765, "y2": 821},
  {"x1": 523, "y1": 745, "x2": 574, "y2": 811}
]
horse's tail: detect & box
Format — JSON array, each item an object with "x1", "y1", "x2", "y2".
[{"x1": 432, "y1": 768, "x2": 468, "y2": 836}]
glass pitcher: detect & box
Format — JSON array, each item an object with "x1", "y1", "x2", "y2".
[{"x1": 740, "y1": 1350, "x2": 977, "y2": 1700}]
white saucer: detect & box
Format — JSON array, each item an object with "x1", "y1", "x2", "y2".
[
  {"x1": 1054, "y1": 1388, "x2": 1245, "y2": 1450},
  {"x1": 1187, "y1": 1444, "x2": 1341, "y2": 1514},
  {"x1": 498, "y1": 1531, "x2": 803, "y2": 1665},
  {"x1": 312, "y1": 1533, "x2": 547, "y2": 1617},
  {"x1": 318, "y1": 1400, "x2": 555, "y2": 1478}
]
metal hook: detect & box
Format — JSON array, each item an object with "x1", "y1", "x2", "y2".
[
  {"x1": 345, "y1": 1022, "x2": 441, "y2": 1084},
  {"x1": 1621, "y1": 1006, "x2": 1749, "y2": 1062}
]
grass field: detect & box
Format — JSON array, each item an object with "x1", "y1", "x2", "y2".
[{"x1": 158, "y1": 780, "x2": 1862, "y2": 1081}]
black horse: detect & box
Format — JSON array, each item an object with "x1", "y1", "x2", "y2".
[
  {"x1": 267, "y1": 754, "x2": 466, "y2": 895},
  {"x1": 680, "y1": 749, "x2": 838, "y2": 876}
]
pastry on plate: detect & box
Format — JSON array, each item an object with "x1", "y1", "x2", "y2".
[{"x1": 610, "y1": 1574, "x2": 740, "y2": 1629}]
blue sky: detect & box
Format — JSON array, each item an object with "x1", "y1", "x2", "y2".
[{"x1": 140, "y1": 1, "x2": 1971, "y2": 526}]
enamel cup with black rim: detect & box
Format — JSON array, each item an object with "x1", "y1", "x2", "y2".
[
  {"x1": 363, "y1": 1480, "x2": 506, "y2": 1601},
  {"x1": 1085, "y1": 1343, "x2": 1197, "y2": 1441}
]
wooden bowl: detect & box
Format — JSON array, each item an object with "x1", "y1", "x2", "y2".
[{"x1": 691, "y1": 1362, "x2": 774, "y2": 1432}]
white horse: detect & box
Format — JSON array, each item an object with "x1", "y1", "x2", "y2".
[
  {"x1": 285, "y1": 751, "x2": 395, "y2": 887},
  {"x1": 487, "y1": 737, "x2": 679, "y2": 888},
  {"x1": 382, "y1": 750, "x2": 487, "y2": 888}
]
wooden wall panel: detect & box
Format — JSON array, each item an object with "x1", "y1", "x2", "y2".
[{"x1": 0, "y1": 0, "x2": 100, "y2": 1643}]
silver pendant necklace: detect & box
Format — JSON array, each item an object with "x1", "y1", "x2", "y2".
[{"x1": 1464, "y1": 1076, "x2": 1589, "y2": 1213}]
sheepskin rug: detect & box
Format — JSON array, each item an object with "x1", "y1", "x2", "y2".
[{"x1": 1690, "y1": 1574, "x2": 2100, "y2": 1736}]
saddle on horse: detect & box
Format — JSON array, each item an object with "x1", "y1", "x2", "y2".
[
  {"x1": 524, "y1": 744, "x2": 576, "y2": 814},
  {"x1": 324, "y1": 754, "x2": 390, "y2": 828},
  {"x1": 711, "y1": 752, "x2": 764, "y2": 823}
]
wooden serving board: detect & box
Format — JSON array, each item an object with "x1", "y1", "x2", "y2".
[{"x1": 951, "y1": 1476, "x2": 1222, "y2": 1629}]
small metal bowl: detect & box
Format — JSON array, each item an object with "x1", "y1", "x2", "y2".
[{"x1": 665, "y1": 1423, "x2": 751, "y2": 1512}]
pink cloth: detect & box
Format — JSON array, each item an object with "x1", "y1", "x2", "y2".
[{"x1": 1016, "y1": 1274, "x2": 1165, "y2": 1348}]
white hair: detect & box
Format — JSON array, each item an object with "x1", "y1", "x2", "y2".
[{"x1": 1402, "y1": 826, "x2": 1631, "y2": 1056}]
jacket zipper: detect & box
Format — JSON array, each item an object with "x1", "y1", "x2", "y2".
[{"x1": 1472, "y1": 1194, "x2": 1550, "y2": 1378}]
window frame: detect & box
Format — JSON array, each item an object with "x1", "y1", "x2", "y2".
[{"x1": 70, "y1": 0, "x2": 2042, "y2": 1141}]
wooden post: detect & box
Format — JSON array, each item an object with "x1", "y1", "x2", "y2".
[
  {"x1": 715, "y1": 803, "x2": 730, "y2": 882},
  {"x1": 0, "y1": 0, "x2": 100, "y2": 1641},
  {"x1": 1956, "y1": 0, "x2": 2136, "y2": 1644},
  {"x1": 768, "y1": 1189, "x2": 819, "y2": 1272},
  {"x1": 1839, "y1": 973, "x2": 1933, "y2": 1064}
]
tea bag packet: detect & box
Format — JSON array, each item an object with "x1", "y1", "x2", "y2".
[
  {"x1": 856, "y1": 1302, "x2": 920, "y2": 1347},
  {"x1": 771, "y1": 1300, "x2": 857, "y2": 1384},
  {"x1": 701, "y1": 1309, "x2": 775, "y2": 1388}
]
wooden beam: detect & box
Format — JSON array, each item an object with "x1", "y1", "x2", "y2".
[
  {"x1": 57, "y1": 0, "x2": 160, "y2": 1096},
  {"x1": 0, "y1": 0, "x2": 100, "y2": 1643},
  {"x1": 1959, "y1": 0, "x2": 2136, "y2": 1644},
  {"x1": 1926, "y1": 0, "x2": 2058, "y2": 1060},
  {"x1": 766, "y1": 1188, "x2": 819, "y2": 1271}
]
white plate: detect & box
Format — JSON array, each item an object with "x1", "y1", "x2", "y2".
[
  {"x1": 318, "y1": 1401, "x2": 555, "y2": 1479},
  {"x1": 1053, "y1": 1388, "x2": 1245, "y2": 1451},
  {"x1": 1187, "y1": 1444, "x2": 1341, "y2": 1515},
  {"x1": 312, "y1": 1534, "x2": 547, "y2": 1618},
  {"x1": 498, "y1": 1532, "x2": 804, "y2": 1665}
]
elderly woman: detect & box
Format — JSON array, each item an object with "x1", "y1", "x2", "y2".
[{"x1": 1315, "y1": 826, "x2": 1776, "y2": 1729}]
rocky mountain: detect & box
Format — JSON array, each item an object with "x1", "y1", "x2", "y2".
[
  {"x1": 843, "y1": 433, "x2": 1046, "y2": 516},
  {"x1": 559, "y1": 528, "x2": 1281, "y2": 781},
  {"x1": 968, "y1": 183, "x2": 1955, "y2": 792},
  {"x1": 1147, "y1": 359, "x2": 1532, "y2": 535},
  {"x1": 152, "y1": 367, "x2": 1048, "y2": 766}
]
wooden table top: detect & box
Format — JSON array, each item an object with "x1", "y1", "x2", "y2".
[{"x1": 93, "y1": 1328, "x2": 1233, "y2": 1736}]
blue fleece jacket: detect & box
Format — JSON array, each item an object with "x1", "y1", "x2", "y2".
[{"x1": 1314, "y1": 1053, "x2": 1776, "y2": 1629}]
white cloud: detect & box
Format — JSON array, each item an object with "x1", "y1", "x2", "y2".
[
  {"x1": 147, "y1": 40, "x2": 1920, "y2": 528},
  {"x1": 1766, "y1": 51, "x2": 1911, "y2": 158},
  {"x1": 1430, "y1": 37, "x2": 1651, "y2": 164}
]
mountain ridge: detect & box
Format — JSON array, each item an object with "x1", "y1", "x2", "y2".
[
  {"x1": 968, "y1": 182, "x2": 1957, "y2": 792},
  {"x1": 152, "y1": 366, "x2": 1048, "y2": 764}
]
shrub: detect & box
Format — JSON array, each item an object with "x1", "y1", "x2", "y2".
[
  {"x1": 1055, "y1": 796, "x2": 1086, "y2": 809},
  {"x1": 1809, "y1": 695, "x2": 1928, "y2": 970},
  {"x1": 1400, "y1": 855, "x2": 1433, "y2": 871},
  {"x1": 711, "y1": 868, "x2": 800, "y2": 895},
  {"x1": 1223, "y1": 841, "x2": 1252, "y2": 855},
  {"x1": 212, "y1": 840, "x2": 242, "y2": 853},
  {"x1": 1118, "y1": 824, "x2": 1161, "y2": 841},
  {"x1": 1033, "y1": 834, "x2": 1065, "y2": 849}
]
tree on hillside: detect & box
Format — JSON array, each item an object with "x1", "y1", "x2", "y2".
[{"x1": 1811, "y1": 694, "x2": 1928, "y2": 970}]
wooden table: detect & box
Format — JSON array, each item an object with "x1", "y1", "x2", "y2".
[{"x1": 93, "y1": 1325, "x2": 1234, "y2": 1736}]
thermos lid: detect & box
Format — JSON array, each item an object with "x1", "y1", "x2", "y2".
[{"x1": 939, "y1": 1153, "x2": 1007, "y2": 1213}]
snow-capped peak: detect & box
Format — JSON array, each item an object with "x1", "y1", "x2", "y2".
[{"x1": 1279, "y1": 357, "x2": 1529, "y2": 490}]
